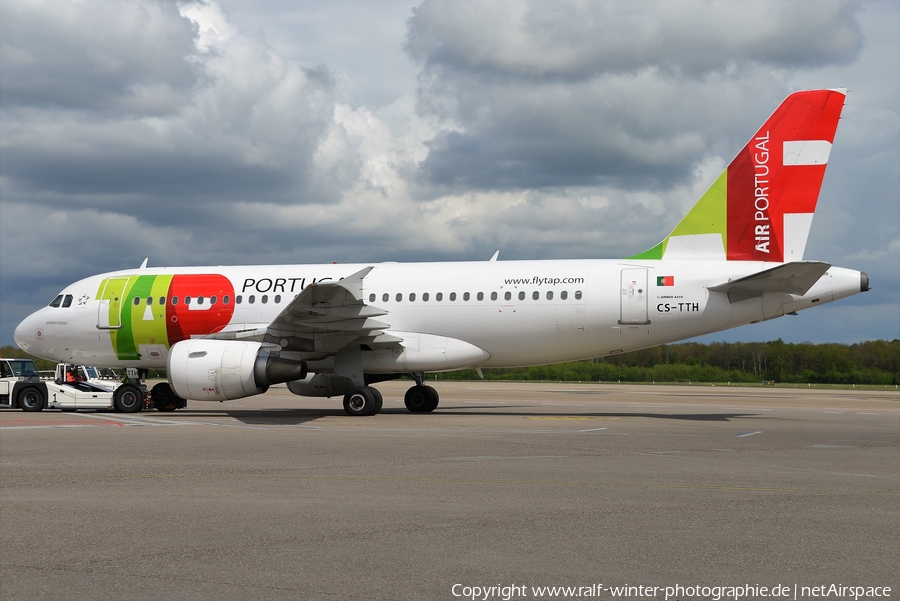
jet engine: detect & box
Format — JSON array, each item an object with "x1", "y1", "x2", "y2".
[{"x1": 167, "y1": 339, "x2": 307, "y2": 401}]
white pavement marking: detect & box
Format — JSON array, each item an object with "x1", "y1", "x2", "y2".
[{"x1": 736, "y1": 431, "x2": 762, "y2": 438}]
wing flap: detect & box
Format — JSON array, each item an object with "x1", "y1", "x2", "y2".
[
  {"x1": 259, "y1": 266, "x2": 398, "y2": 354},
  {"x1": 709, "y1": 261, "x2": 831, "y2": 303}
]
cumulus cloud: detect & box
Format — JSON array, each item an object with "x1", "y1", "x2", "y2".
[
  {"x1": 0, "y1": 0, "x2": 896, "y2": 346},
  {"x1": 406, "y1": 0, "x2": 863, "y2": 192},
  {"x1": 406, "y1": 0, "x2": 862, "y2": 79}
]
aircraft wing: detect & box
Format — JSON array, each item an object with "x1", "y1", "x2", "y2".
[
  {"x1": 259, "y1": 266, "x2": 400, "y2": 356},
  {"x1": 709, "y1": 261, "x2": 831, "y2": 303}
]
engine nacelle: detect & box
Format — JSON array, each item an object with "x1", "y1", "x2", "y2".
[{"x1": 167, "y1": 339, "x2": 307, "y2": 401}]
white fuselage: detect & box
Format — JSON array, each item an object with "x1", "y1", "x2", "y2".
[{"x1": 14, "y1": 258, "x2": 864, "y2": 372}]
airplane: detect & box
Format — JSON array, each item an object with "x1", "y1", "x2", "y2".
[{"x1": 13, "y1": 88, "x2": 869, "y2": 416}]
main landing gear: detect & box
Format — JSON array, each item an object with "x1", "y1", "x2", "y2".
[
  {"x1": 404, "y1": 373, "x2": 439, "y2": 413},
  {"x1": 340, "y1": 375, "x2": 440, "y2": 416},
  {"x1": 342, "y1": 386, "x2": 384, "y2": 416}
]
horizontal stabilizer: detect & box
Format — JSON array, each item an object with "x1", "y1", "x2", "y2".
[{"x1": 709, "y1": 261, "x2": 831, "y2": 303}]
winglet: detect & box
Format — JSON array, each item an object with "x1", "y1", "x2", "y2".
[
  {"x1": 489, "y1": 250, "x2": 499, "y2": 262},
  {"x1": 139, "y1": 258, "x2": 149, "y2": 269},
  {"x1": 331, "y1": 266, "x2": 374, "y2": 301}
]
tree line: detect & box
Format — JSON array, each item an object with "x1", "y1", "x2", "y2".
[
  {"x1": 434, "y1": 339, "x2": 900, "y2": 385},
  {"x1": 2, "y1": 339, "x2": 898, "y2": 385}
]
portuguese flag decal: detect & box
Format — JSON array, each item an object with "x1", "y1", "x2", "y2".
[{"x1": 657, "y1": 276, "x2": 675, "y2": 286}]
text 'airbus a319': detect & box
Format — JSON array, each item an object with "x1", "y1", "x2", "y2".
[{"x1": 14, "y1": 89, "x2": 869, "y2": 416}]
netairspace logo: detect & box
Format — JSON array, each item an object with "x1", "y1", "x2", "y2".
[{"x1": 450, "y1": 582, "x2": 893, "y2": 600}]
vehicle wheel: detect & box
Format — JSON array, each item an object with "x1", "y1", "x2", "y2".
[
  {"x1": 343, "y1": 387, "x2": 376, "y2": 416},
  {"x1": 18, "y1": 388, "x2": 44, "y2": 412},
  {"x1": 115, "y1": 385, "x2": 143, "y2": 413},
  {"x1": 371, "y1": 388, "x2": 383, "y2": 415},
  {"x1": 404, "y1": 385, "x2": 431, "y2": 413}
]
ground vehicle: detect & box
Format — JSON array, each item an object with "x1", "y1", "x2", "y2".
[
  {"x1": 1, "y1": 359, "x2": 186, "y2": 412},
  {"x1": 0, "y1": 357, "x2": 45, "y2": 411}
]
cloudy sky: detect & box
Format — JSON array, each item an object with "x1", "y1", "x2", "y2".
[{"x1": 1, "y1": 0, "x2": 897, "y2": 347}]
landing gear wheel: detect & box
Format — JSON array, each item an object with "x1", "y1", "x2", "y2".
[
  {"x1": 343, "y1": 387, "x2": 377, "y2": 416},
  {"x1": 404, "y1": 385, "x2": 439, "y2": 413},
  {"x1": 371, "y1": 388, "x2": 383, "y2": 415},
  {"x1": 18, "y1": 388, "x2": 44, "y2": 412},
  {"x1": 115, "y1": 385, "x2": 143, "y2": 413}
]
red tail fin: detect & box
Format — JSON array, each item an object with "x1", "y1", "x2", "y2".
[
  {"x1": 727, "y1": 89, "x2": 846, "y2": 261},
  {"x1": 629, "y1": 89, "x2": 846, "y2": 262}
]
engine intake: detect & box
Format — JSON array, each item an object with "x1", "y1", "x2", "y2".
[{"x1": 167, "y1": 340, "x2": 307, "y2": 401}]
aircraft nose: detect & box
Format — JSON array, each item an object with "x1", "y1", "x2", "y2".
[{"x1": 14, "y1": 311, "x2": 41, "y2": 353}]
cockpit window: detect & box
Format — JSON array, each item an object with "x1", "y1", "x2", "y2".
[
  {"x1": 49, "y1": 295, "x2": 63, "y2": 308},
  {"x1": 62, "y1": 295, "x2": 74, "y2": 308}
]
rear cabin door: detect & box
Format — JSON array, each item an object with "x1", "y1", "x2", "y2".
[{"x1": 619, "y1": 268, "x2": 650, "y2": 325}]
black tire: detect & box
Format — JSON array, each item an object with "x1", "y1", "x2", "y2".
[
  {"x1": 150, "y1": 382, "x2": 183, "y2": 412},
  {"x1": 115, "y1": 385, "x2": 143, "y2": 413},
  {"x1": 18, "y1": 388, "x2": 44, "y2": 412},
  {"x1": 371, "y1": 388, "x2": 383, "y2": 415},
  {"x1": 343, "y1": 387, "x2": 376, "y2": 416},
  {"x1": 422, "y1": 385, "x2": 439, "y2": 412},
  {"x1": 405, "y1": 385, "x2": 439, "y2": 413}
]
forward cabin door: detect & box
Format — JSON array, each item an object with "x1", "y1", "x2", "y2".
[
  {"x1": 619, "y1": 268, "x2": 650, "y2": 325},
  {"x1": 97, "y1": 277, "x2": 130, "y2": 329}
]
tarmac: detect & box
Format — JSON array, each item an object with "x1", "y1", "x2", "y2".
[{"x1": 1, "y1": 381, "x2": 898, "y2": 601}]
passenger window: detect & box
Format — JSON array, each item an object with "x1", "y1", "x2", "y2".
[
  {"x1": 62, "y1": 295, "x2": 74, "y2": 308},
  {"x1": 449, "y1": 292, "x2": 457, "y2": 301},
  {"x1": 422, "y1": 292, "x2": 429, "y2": 301},
  {"x1": 518, "y1": 291, "x2": 525, "y2": 301},
  {"x1": 210, "y1": 296, "x2": 217, "y2": 305},
  {"x1": 185, "y1": 296, "x2": 192, "y2": 305},
  {"x1": 396, "y1": 293, "x2": 403, "y2": 302},
  {"x1": 546, "y1": 291, "x2": 553, "y2": 300},
  {"x1": 369, "y1": 293, "x2": 376, "y2": 302},
  {"x1": 248, "y1": 295, "x2": 255, "y2": 304},
  {"x1": 274, "y1": 295, "x2": 281, "y2": 303},
  {"x1": 561, "y1": 291, "x2": 568, "y2": 300},
  {"x1": 409, "y1": 293, "x2": 416, "y2": 302},
  {"x1": 383, "y1": 293, "x2": 389, "y2": 302},
  {"x1": 172, "y1": 296, "x2": 179, "y2": 305},
  {"x1": 235, "y1": 295, "x2": 242, "y2": 304},
  {"x1": 49, "y1": 295, "x2": 63, "y2": 308},
  {"x1": 532, "y1": 291, "x2": 539, "y2": 300},
  {"x1": 197, "y1": 296, "x2": 205, "y2": 305},
  {"x1": 133, "y1": 297, "x2": 140, "y2": 306},
  {"x1": 223, "y1": 296, "x2": 230, "y2": 305},
  {"x1": 463, "y1": 292, "x2": 470, "y2": 301},
  {"x1": 436, "y1": 292, "x2": 443, "y2": 301},
  {"x1": 261, "y1": 295, "x2": 268, "y2": 304},
  {"x1": 477, "y1": 292, "x2": 484, "y2": 301},
  {"x1": 491, "y1": 292, "x2": 497, "y2": 301},
  {"x1": 146, "y1": 297, "x2": 153, "y2": 305},
  {"x1": 504, "y1": 291, "x2": 511, "y2": 301},
  {"x1": 159, "y1": 297, "x2": 165, "y2": 306},
  {"x1": 575, "y1": 290, "x2": 583, "y2": 300}
]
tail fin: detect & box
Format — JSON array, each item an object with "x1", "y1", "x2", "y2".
[{"x1": 629, "y1": 89, "x2": 846, "y2": 262}]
